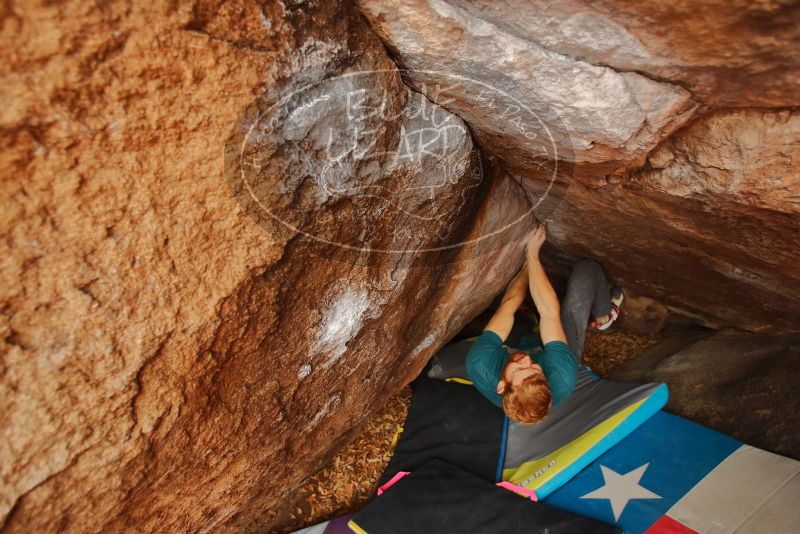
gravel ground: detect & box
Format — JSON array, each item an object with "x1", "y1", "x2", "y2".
[
  {"x1": 262, "y1": 328, "x2": 658, "y2": 532},
  {"x1": 261, "y1": 389, "x2": 412, "y2": 533},
  {"x1": 582, "y1": 329, "x2": 659, "y2": 377}
]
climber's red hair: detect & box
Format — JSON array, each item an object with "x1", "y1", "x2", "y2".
[{"x1": 502, "y1": 373, "x2": 552, "y2": 424}]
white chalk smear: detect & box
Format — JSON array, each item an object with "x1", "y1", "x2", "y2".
[
  {"x1": 308, "y1": 393, "x2": 342, "y2": 429},
  {"x1": 411, "y1": 331, "x2": 438, "y2": 358},
  {"x1": 297, "y1": 363, "x2": 312, "y2": 380},
  {"x1": 313, "y1": 286, "x2": 373, "y2": 368}
]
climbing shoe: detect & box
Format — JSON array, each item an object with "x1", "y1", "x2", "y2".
[{"x1": 591, "y1": 286, "x2": 624, "y2": 331}]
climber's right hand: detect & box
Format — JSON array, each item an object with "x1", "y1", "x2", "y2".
[{"x1": 525, "y1": 224, "x2": 547, "y2": 257}]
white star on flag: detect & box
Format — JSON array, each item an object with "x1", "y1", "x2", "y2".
[{"x1": 580, "y1": 463, "x2": 662, "y2": 521}]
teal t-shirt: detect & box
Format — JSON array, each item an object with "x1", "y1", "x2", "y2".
[{"x1": 465, "y1": 330, "x2": 578, "y2": 408}]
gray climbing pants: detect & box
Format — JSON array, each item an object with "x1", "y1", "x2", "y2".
[{"x1": 560, "y1": 259, "x2": 612, "y2": 362}]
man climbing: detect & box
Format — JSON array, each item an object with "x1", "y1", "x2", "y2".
[{"x1": 466, "y1": 224, "x2": 623, "y2": 424}]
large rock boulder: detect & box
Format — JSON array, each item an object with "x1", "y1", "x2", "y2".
[
  {"x1": 610, "y1": 327, "x2": 800, "y2": 459},
  {"x1": 529, "y1": 109, "x2": 800, "y2": 332},
  {"x1": 3, "y1": 0, "x2": 799, "y2": 531},
  {"x1": 358, "y1": 0, "x2": 800, "y2": 333},
  {"x1": 435, "y1": 0, "x2": 800, "y2": 108},
  {"x1": 358, "y1": 0, "x2": 698, "y2": 181},
  {"x1": 0, "y1": 1, "x2": 533, "y2": 531}
]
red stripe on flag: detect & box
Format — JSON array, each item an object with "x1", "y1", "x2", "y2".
[{"x1": 645, "y1": 515, "x2": 698, "y2": 534}]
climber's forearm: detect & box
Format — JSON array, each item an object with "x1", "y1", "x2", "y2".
[
  {"x1": 502, "y1": 266, "x2": 528, "y2": 309},
  {"x1": 526, "y1": 253, "x2": 567, "y2": 344},
  {"x1": 526, "y1": 254, "x2": 558, "y2": 316},
  {"x1": 484, "y1": 266, "x2": 528, "y2": 341}
]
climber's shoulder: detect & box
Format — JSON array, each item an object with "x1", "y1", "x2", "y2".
[{"x1": 466, "y1": 330, "x2": 508, "y2": 408}]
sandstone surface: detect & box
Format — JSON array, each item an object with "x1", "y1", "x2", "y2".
[
  {"x1": 528, "y1": 109, "x2": 800, "y2": 333},
  {"x1": 359, "y1": 0, "x2": 698, "y2": 181},
  {"x1": 443, "y1": 0, "x2": 800, "y2": 108},
  {"x1": 1, "y1": 1, "x2": 533, "y2": 531},
  {"x1": 611, "y1": 327, "x2": 800, "y2": 459},
  {"x1": 3, "y1": 0, "x2": 800, "y2": 532},
  {"x1": 359, "y1": 0, "x2": 800, "y2": 332}
]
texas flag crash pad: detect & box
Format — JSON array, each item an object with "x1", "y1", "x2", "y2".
[
  {"x1": 543, "y1": 411, "x2": 800, "y2": 533},
  {"x1": 429, "y1": 338, "x2": 669, "y2": 498}
]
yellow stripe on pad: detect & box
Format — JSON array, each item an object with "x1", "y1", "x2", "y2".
[
  {"x1": 390, "y1": 426, "x2": 403, "y2": 449},
  {"x1": 502, "y1": 398, "x2": 647, "y2": 489},
  {"x1": 348, "y1": 519, "x2": 368, "y2": 534},
  {"x1": 445, "y1": 377, "x2": 473, "y2": 385}
]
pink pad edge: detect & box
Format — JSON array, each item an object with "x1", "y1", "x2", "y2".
[
  {"x1": 376, "y1": 471, "x2": 411, "y2": 495},
  {"x1": 496, "y1": 481, "x2": 538, "y2": 501},
  {"x1": 376, "y1": 471, "x2": 538, "y2": 502}
]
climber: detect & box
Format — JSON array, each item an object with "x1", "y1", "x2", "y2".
[{"x1": 465, "y1": 224, "x2": 624, "y2": 424}]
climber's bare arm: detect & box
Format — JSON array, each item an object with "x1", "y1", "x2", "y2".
[
  {"x1": 526, "y1": 226, "x2": 568, "y2": 344},
  {"x1": 484, "y1": 266, "x2": 529, "y2": 342}
]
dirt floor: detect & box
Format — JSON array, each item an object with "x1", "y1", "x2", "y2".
[
  {"x1": 581, "y1": 330, "x2": 659, "y2": 377},
  {"x1": 261, "y1": 329, "x2": 658, "y2": 533}
]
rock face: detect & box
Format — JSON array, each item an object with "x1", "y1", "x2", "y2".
[
  {"x1": 529, "y1": 109, "x2": 800, "y2": 332},
  {"x1": 358, "y1": 0, "x2": 698, "y2": 181},
  {"x1": 3, "y1": 0, "x2": 800, "y2": 532},
  {"x1": 1, "y1": 1, "x2": 533, "y2": 532},
  {"x1": 358, "y1": 0, "x2": 800, "y2": 333},
  {"x1": 638, "y1": 110, "x2": 800, "y2": 216},
  {"x1": 610, "y1": 327, "x2": 800, "y2": 459},
  {"x1": 437, "y1": 0, "x2": 800, "y2": 108}
]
